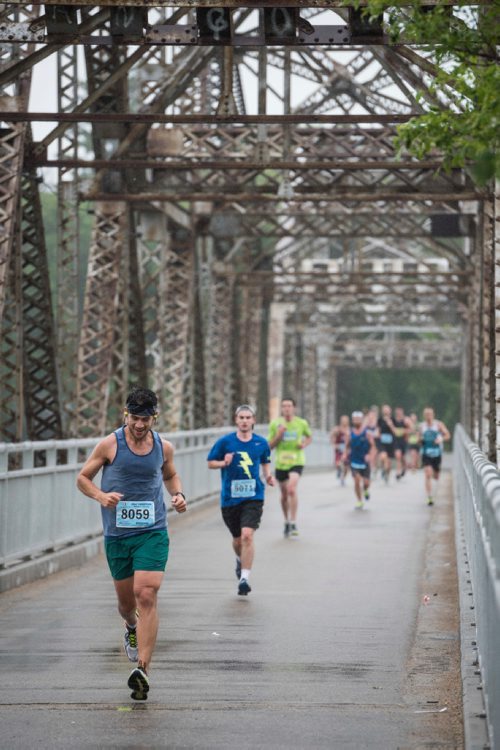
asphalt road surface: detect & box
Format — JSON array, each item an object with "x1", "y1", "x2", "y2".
[{"x1": 0, "y1": 466, "x2": 463, "y2": 749}]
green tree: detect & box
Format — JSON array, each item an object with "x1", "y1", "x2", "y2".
[
  {"x1": 336, "y1": 367, "x2": 460, "y2": 433},
  {"x1": 355, "y1": 0, "x2": 500, "y2": 184}
]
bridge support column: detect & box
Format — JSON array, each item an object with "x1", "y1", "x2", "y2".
[
  {"x1": 267, "y1": 303, "x2": 290, "y2": 421},
  {"x1": 75, "y1": 202, "x2": 128, "y2": 437}
]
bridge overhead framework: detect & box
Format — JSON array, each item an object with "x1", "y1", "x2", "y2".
[{"x1": 0, "y1": 1, "x2": 499, "y2": 458}]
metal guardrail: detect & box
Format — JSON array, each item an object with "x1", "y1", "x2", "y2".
[
  {"x1": 0, "y1": 426, "x2": 333, "y2": 570},
  {"x1": 454, "y1": 424, "x2": 500, "y2": 748}
]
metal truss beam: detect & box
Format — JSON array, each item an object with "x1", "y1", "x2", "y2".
[
  {"x1": 3, "y1": 0, "x2": 485, "y2": 6},
  {"x1": 2, "y1": 112, "x2": 415, "y2": 124},
  {"x1": 75, "y1": 201, "x2": 128, "y2": 437},
  {"x1": 81, "y1": 190, "x2": 481, "y2": 203}
]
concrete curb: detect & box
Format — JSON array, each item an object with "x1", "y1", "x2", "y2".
[
  {"x1": 0, "y1": 536, "x2": 105, "y2": 594},
  {"x1": 453, "y1": 487, "x2": 490, "y2": 750}
]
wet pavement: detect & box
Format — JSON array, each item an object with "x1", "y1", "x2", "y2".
[{"x1": 0, "y1": 467, "x2": 463, "y2": 748}]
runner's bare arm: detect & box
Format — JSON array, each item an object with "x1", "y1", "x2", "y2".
[
  {"x1": 208, "y1": 453, "x2": 234, "y2": 469},
  {"x1": 77, "y1": 436, "x2": 123, "y2": 508},
  {"x1": 262, "y1": 461, "x2": 275, "y2": 486},
  {"x1": 341, "y1": 431, "x2": 351, "y2": 462},
  {"x1": 438, "y1": 422, "x2": 451, "y2": 442},
  {"x1": 300, "y1": 435, "x2": 313, "y2": 449},
  {"x1": 162, "y1": 440, "x2": 187, "y2": 513},
  {"x1": 268, "y1": 424, "x2": 286, "y2": 449}
]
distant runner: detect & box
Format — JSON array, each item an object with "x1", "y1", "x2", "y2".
[
  {"x1": 393, "y1": 407, "x2": 411, "y2": 480},
  {"x1": 330, "y1": 415, "x2": 350, "y2": 486},
  {"x1": 207, "y1": 405, "x2": 274, "y2": 595},
  {"x1": 268, "y1": 398, "x2": 312, "y2": 538},
  {"x1": 377, "y1": 404, "x2": 396, "y2": 483},
  {"x1": 364, "y1": 406, "x2": 380, "y2": 475},
  {"x1": 344, "y1": 411, "x2": 375, "y2": 510},
  {"x1": 419, "y1": 407, "x2": 451, "y2": 506},
  {"x1": 407, "y1": 412, "x2": 421, "y2": 471}
]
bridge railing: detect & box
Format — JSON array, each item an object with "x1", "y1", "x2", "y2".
[
  {"x1": 454, "y1": 424, "x2": 500, "y2": 747},
  {"x1": 0, "y1": 426, "x2": 333, "y2": 571}
]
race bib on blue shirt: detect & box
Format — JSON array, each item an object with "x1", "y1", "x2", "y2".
[
  {"x1": 231, "y1": 479, "x2": 256, "y2": 498},
  {"x1": 116, "y1": 500, "x2": 155, "y2": 528}
]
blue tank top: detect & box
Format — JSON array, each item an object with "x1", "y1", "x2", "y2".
[
  {"x1": 100, "y1": 427, "x2": 167, "y2": 538},
  {"x1": 350, "y1": 429, "x2": 370, "y2": 468},
  {"x1": 420, "y1": 422, "x2": 442, "y2": 458}
]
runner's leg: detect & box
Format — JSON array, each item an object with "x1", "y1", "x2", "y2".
[
  {"x1": 424, "y1": 465, "x2": 433, "y2": 497},
  {"x1": 240, "y1": 527, "x2": 255, "y2": 570},
  {"x1": 232, "y1": 537, "x2": 242, "y2": 558},
  {"x1": 133, "y1": 570, "x2": 164, "y2": 670},
  {"x1": 287, "y1": 471, "x2": 301, "y2": 523},
  {"x1": 113, "y1": 576, "x2": 138, "y2": 627},
  {"x1": 279, "y1": 480, "x2": 289, "y2": 521}
]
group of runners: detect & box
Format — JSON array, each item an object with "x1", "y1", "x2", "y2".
[
  {"x1": 331, "y1": 404, "x2": 451, "y2": 510},
  {"x1": 77, "y1": 389, "x2": 311, "y2": 703},
  {"x1": 76, "y1": 387, "x2": 449, "y2": 703}
]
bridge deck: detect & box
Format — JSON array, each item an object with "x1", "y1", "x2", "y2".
[{"x1": 0, "y1": 468, "x2": 463, "y2": 748}]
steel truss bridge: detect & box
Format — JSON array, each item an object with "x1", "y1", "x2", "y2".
[{"x1": 0, "y1": 1, "x2": 498, "y2": 458}]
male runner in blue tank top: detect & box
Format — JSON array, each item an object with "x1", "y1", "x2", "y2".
[
  {"x1": 207, "y1": 404, "x2": 275, "y2": 596},
  {"x1": 419, "y1": 406, "x2": 450, "y2": 506},
  {"x1": 77, "y1": 387, "x2": 187, "y2": 701},
  {"x1": 343, "y1": 411, "x2": 375, "y2": 510}
]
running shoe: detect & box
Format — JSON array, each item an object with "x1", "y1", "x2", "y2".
[
  {"x1": 355, "y1": 499, "x2": 364, "y2": 510},
  {"x1": 364, "y1": 490, "x2": 370, "y2": 501},
  {"x1": 238, "y1": 578, "x2": 251, "y2": 596},
  {"x1": 427, "y1": 496, "x2": 434, "y2": 506},
  {"x1": 283, "y1": 522, "x2": 291, "y2": 538},
  {"x1": 289, "y1": 524, "x2": 299, "y2": 538},
  {"x1": 128, "y1": 667, "x2": 149, "y2": 701},
  {"x1": 124, "y1": 627, "x2": 138, "y2": 662},
  {"x1": 235, "y1": 557, "x2": 241, "y2": 580}
]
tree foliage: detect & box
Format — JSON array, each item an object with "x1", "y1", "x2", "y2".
[
  {"x1": 336, "y1": 367, "x2": 461, "y2": 430},
  {"x1": 357, "y1": 0, "x2": 500, "y2": 184}
]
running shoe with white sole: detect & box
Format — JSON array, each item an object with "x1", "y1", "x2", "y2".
[
  {"x1": 238, "y1": 578, "x2": 251, "y2": 596},
  {"x1": 283, "y1": 522, "x2": 291, "y2": 538},
  {"x1": 128, "y1": 667, "x2": 149, "y2": 701},
  {"x1": 355, "y1": 499, "x2": 364, "y2": 510},
  {"x1": 289, "y1": 524, "x2": 299, "y2": 538},
  {"x1": 124, "y1": 627, "x2": 138, "y2": 662}
]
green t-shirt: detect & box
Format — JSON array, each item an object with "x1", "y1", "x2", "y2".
[{"x1": 268, "y1": 416, "x2": 312, "y2": 470}]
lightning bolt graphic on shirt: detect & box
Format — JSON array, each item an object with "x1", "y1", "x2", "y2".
[{"x1": 238, "y1": 451, "x2": 253, "y2": 479}]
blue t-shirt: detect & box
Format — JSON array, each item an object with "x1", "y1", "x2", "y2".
[{"x1": 207, "y1": 432, "x2": 271, "y2": 508}]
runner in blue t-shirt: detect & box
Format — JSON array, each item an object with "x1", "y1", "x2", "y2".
[{"x1": 207, "y1": 404, "x2": 274, "y2": 596}]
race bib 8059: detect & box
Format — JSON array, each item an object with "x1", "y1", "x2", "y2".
[{"x1": 116, "y1": 500, "x2": 155, "y2": 528}]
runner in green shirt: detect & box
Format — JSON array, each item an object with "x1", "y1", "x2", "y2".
[{"x1": 268, "y1": 398, "x2": 312, "y2": 538}]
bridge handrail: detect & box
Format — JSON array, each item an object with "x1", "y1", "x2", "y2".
[
  {"x1": 0, "y1": 426, "x2": 333, "y2": 570},
  {"x1": 453, "y1": 424, "x2": 500, "y2": 747}
]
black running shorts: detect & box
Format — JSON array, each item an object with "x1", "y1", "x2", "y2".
[
  {"x1": 275, "y1": 465, "x2": 304, "y2": 482},
  {"x1": 422, "y1": 454, "x2": 441, "y2": 472},
  {"x1": 221, "y1": 500, "x2": 264, "y2": 538},
  {"x1": 379, "y1": 442, "x2": 395, "y2": 459},
  {"x1": 351, "y1": 464, "x2": 371, "y2": 480}
]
